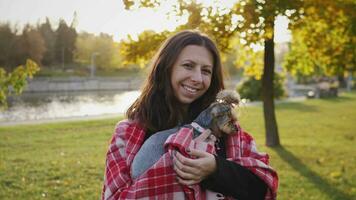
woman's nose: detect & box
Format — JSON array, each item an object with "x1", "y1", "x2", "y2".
[{"x1": 190, "y1": 68, "x2": 203, "y2": 83}]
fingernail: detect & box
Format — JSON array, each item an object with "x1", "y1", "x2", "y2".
[{"x1": 186, "y1": 148, "x2": 190, "y2": 153}]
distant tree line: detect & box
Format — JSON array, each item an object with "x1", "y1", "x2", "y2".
[
  {"x1": 0, "y1": 17, "x2": 123, "y2": 72},
  {"x1": 0, "y1": 18, "x2": 73, "y2": 70}
]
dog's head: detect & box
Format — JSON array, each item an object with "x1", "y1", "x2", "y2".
[{"x1": 210, "y1": 90, "x2": 240, "y2": 136}]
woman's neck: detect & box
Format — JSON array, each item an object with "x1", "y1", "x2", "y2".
[
  {"x1": 176, "y1": 103, "x2": 190, "y2": 125},
  {"x1": 182, "y1": 104, "x2": 189, "y2": 114}
]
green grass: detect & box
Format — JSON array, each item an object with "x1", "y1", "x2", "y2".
[
  {"x1": 0, "y1": 118, "x2": 120, "y2": 200},
  {"x1": 1, "y1": 93, "x2": 356, "y2": 200}
]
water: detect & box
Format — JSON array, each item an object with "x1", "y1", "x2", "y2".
[
  {"x1": 0, "y1": 90, "x2": 141, "y2": 123},
  {"x1": 0, "y1": 84, "x2": 309, "y2": 124}
]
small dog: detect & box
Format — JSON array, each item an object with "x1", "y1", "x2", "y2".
[
  {"x1": 205, "y1": 90, "x2": 240, "y2": 137},
  {"x1": 131, "y1": 90, "x2": 240, "y2": 179}
]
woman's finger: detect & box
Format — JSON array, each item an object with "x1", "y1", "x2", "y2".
[
  {"x1": 174, "y1": 151, "x2": 198, "y2": 167},
  {"x1": 173, "y1": 154, "x2": 199, "y2": 175},
  {"x1": 176, "y1": 176, "x2": 200, "y2": 186},
  {"x1": 173, "y1": 163, "x2": 197, "y2": 180},
  {"x1": 188, "y1": 148, "x2": 210, "y2": 159}
]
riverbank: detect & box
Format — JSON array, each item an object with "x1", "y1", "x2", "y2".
[{"x1": 0, "y1": 113, "x2": 121, "y2": 126}]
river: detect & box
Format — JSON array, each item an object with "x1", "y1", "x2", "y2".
[
  {"x1": 0, "y1": 78, "x2": 309, "y2": 125},
  {"x1": 0, "y1": 90, "x2": 141, "y2": 124}
]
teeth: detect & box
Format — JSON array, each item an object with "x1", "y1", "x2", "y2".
[{"x1": 183, "y1": 85, "x2": 198, "y2": 93}]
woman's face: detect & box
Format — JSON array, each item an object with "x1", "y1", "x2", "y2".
[{"x1": 171, "y1": 45, "x2": 213, "y2": 106}]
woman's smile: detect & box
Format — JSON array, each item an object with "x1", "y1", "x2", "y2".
[{"x1": 182, "y1": 84, "x2": 199, "y2": 94}]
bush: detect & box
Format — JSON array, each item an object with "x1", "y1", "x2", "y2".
[{"x1": 236, "y1": 73, "x2": 286, "y2": 101}]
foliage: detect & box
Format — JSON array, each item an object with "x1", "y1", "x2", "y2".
[
  {"x1": 121, "y1": 0, "x2": 304, "y2": 77},
  {"x1": 121, "y1": 0, "x2": 307, "y2": 146},
  {"x1": 55, "y1": 19, "x2": 77, "y2": 68},
  {"x1": 0, "y1": 59, "x2": 40, "y2": 108},
  {"x1": 0, "y1": 23, "x2": 45, "y2": 70},
  {"x1": 20, "y1": 25, "x2": 47, "y2": 65},
  {"x1": 121, "y1": 1, "x2": 240, "y2": 66},
  {"x1": 74, "y1": 32, "x2": 122, "y2": 69},
  {"x1": 1, "y1": 92, "x2": 356, "y2": 199},
  {"x1": 120, "y1": 31, "x2": 166, "y2": 66},
  {"x1": 0, "y1": 23, "x2": 19, "y2": 68},
  {"x1": 284, "y1": 0, "x2": 356, "y2": 78},
  {"x1": 38, "y1": 18, "x2": 56, "y2": 66},
  {"x1": 119, "y1": 30, "x2": 168, "y2": 67},
  {"x1": 237, "y1": 73, "x2": 286, "y2": 101},
  {"x1": 0, "y1": 18, "x2": 78, "y2": 71},
  {"x1": 233, "y1": 39, "x2": 264, "y2": 79},
  {"x1": 229, "y1": 0, "x2": 304, "y2": 146}
]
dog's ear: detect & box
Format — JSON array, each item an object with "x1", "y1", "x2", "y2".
[{"x1": 216, "y1": 90, "x2": 240, "y2": 106}]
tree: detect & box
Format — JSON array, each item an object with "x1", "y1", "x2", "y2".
[
  {"x1": 55, "y1": 19, "x2": 77, "y2": 69},
  {"x1": 20, "y1": 24, "x2": 46, "y2": 65},
  {"x1": 284, "y1": 0, "x2": 356, "y2": 84},
  {"x1": 120, "y1": 1, "x2": 238, "y2": 67},
  {"x1": 0, "y1": 59, "x2": 40, "y2": 109},
  {"x1": 120, "y1": 30, "x2": 170, "y2": 67},
  {"x1": 0, "y1": 23, "x2": 18, "y2": 69},
  {"x1": 74, "y1": 32, "x2": 122, "y2": 69},
  {"x1": 0, "y1": 23, "x2": 46, "y2": 70},
  {"x1": 233, "y1": 40, "x2": 264, "y2": 79},
  {"x1": 123, "y1": 0, "x2": 306, "y2": 146},
  {"x1": 38, "y1": 18, "x2": 56, "y2": 67}
]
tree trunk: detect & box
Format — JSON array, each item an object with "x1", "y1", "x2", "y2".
[
  {"x1": 262, "y1": 26, "x2": 280, "y2": 147},
  {"x1": 338, "y1": 74, "x2": 346, "y2": 88}
]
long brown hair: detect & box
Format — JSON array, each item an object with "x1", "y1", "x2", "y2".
[{"x1": 126, "y1": 30, "x2": 225, "y2": 134}]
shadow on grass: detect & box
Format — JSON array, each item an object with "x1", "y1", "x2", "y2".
[
  {"x1": 271, "y1": 145, "x2": 352, "y2": 200},
  {"x1": 317, "y1": 95, "x2": 353, "y2": 103},
  {"x1": 276, "y1": 102, "x2": 319, "y2": 112}
]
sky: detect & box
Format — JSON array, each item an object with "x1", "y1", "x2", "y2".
[{"x1": 0, "y1": 0, "x2": 290, "y2": 43}]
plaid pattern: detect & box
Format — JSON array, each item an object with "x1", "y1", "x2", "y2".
[{"x1": 102, "y1": 120, "x2": 278, "y2": 200}]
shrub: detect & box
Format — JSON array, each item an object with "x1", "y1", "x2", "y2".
[{"x1": 236, "y1": 73, "x2": 286, "y2": 101}]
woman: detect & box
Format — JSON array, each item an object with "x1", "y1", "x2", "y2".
[{"x1": 102, "y1": 30, "x2": 278, "y2": 200}]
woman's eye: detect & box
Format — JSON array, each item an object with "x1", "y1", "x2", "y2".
[
  {"x1": 182, "y1": 63, "x2": 193, "y2": 69},
  {"x1": 202, "y1": 69, "x2": 212, "y2": 75}
]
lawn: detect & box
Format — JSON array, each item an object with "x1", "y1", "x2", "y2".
[{"x1": 1, "y1": 92, "x2": 356, "y2": 200}]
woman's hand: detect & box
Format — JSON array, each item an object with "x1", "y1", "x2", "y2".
[{"x1": 173, "y1": 149, "x2": 216, "y2": 186}]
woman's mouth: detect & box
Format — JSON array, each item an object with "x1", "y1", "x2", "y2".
[{"x1": 182, "y1": 84, "x2": 199, "y2": 94}]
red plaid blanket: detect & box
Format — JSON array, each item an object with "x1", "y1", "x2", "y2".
[{"x1": 102, "y1": 120, "x2": 278, "y2": 199}]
